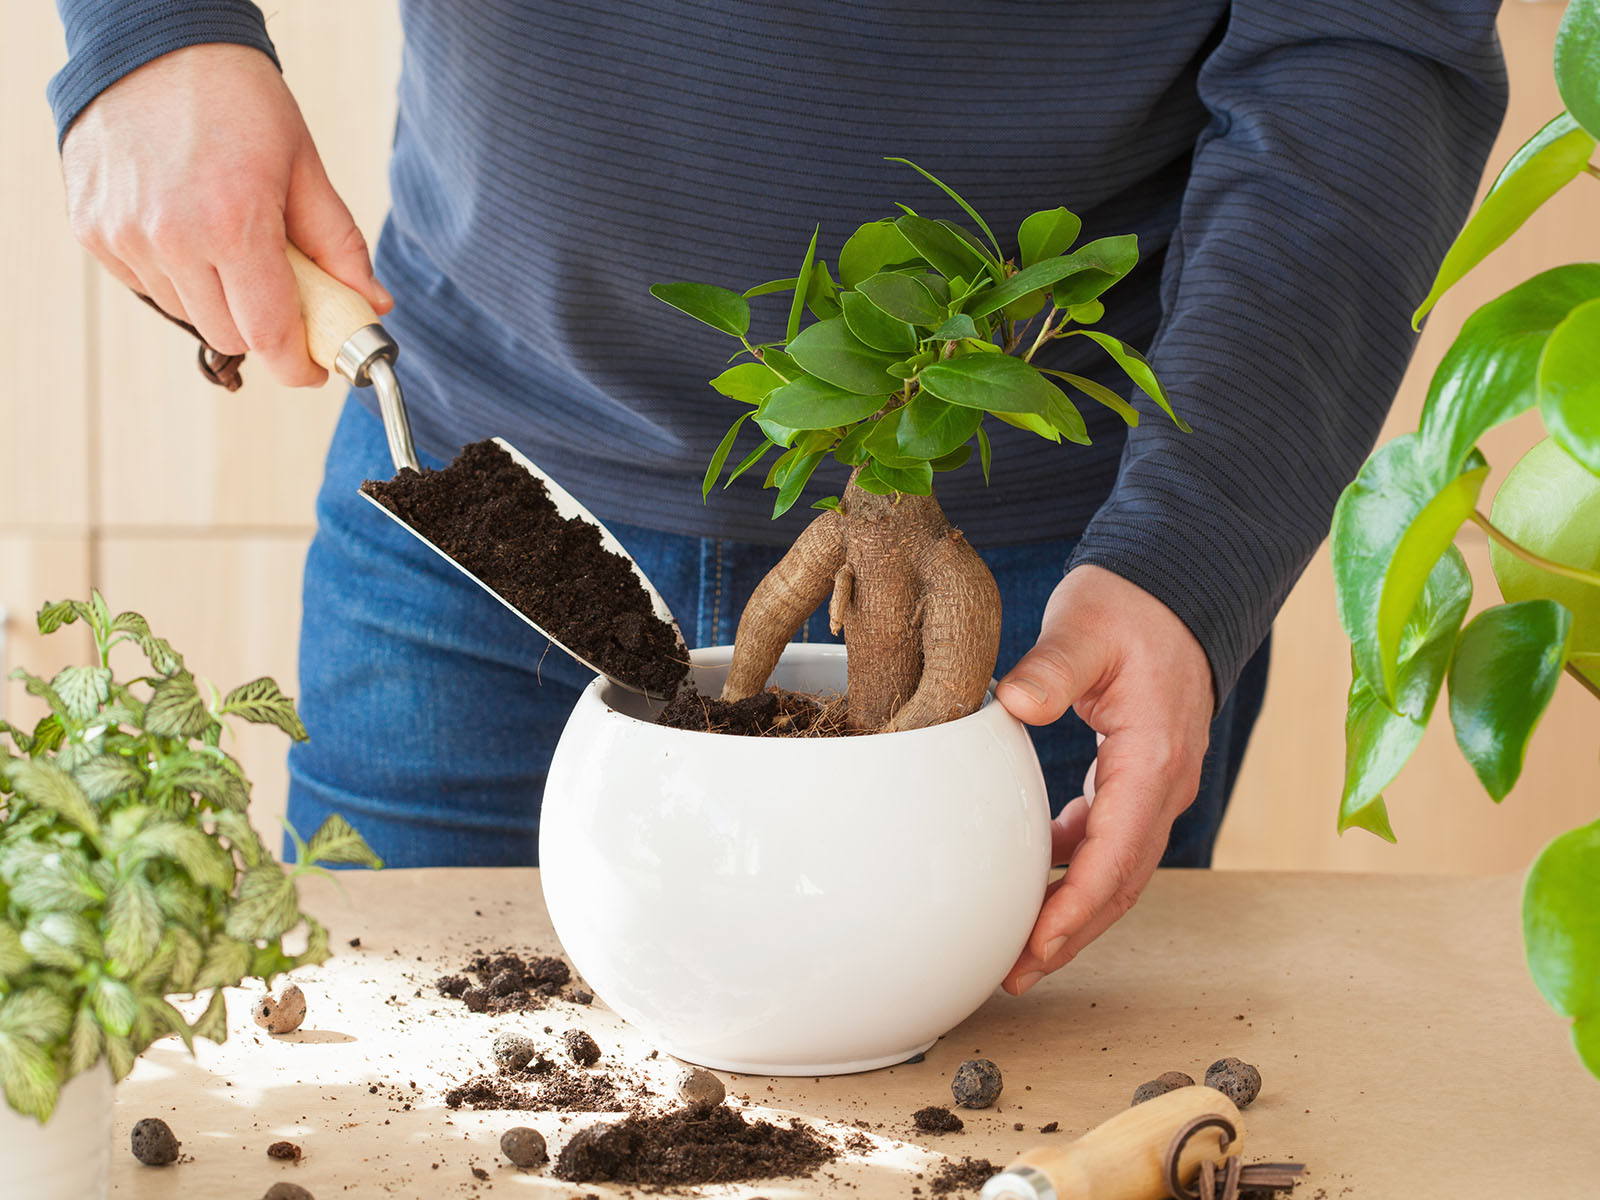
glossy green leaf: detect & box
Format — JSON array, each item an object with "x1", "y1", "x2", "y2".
[
  {"x1": 977, "y1": 424, "x2": 992, "y2": 484},
  {"x1": 860, "y1": 457, "x2": 933, "y2": 496},
  {"x1": 1018, "y1": 207, "x2": 1081, "y2": 267},
  {"x1": 787, "y1": 226, "x2": 820, "y2": 344},
  {"x1": 855, "y1": 271, "x2": 944, "y2": 326},
  {"x1": 52, "y1": 666, "x2": 110, "y2": 722},
  {"x1": 144, "y1": 674, "x2": 212, "y2": 739},
  {"x1": 0, "y1": 1032, "x2": 57, "y2": 1120},
  {"x1": 1555, "y1": 0, "x2": 1600, "y2": 139},
  {"x1": 895, "y1": 213, "x2": 989, "y2": 281},
  {"x1": 761, "y1": 374, "x2": 888, "y2": 430},
  {"x1": 1537, "y1": 296, "x2": 1600, "y2": 474},
  {"x1": 223, "y1": 864, "x2": 300, "y2": 941},
  {"x1": 831, "y1": 420, "x2": 876, "y2": 466},
  {"x1": 761, "y1": 348, "x2": 801, "y2": 379},
  {"x1": 967, "y1": 250, "x2": 1120, "y2": 319},
  {"x1": 1001, "y1": 289, "x2": 1050, "y2": 323},
  {"x1": 837, "y1": 220, "x2": 919, "y2": 289},
  {"x1": 1048, "y1": 235, "x2": 1140, "y2": 307},
  {"x1": 1068, "y1": 299, "x2": 1105, "y2": 325},
  {"x1": 1523, "y1": 817, "x2": 1600, "y2": 1079},
  {"x1": 649, "y1": 282, "x2": 751, "y2": 337},
  {"x1": 1488, "y1": 438, "x2": 1600, "y2": 690},
  {"x1": 1331, "y1": 435, "x2": 1489, "y2": 705},
  {"x1": 1419, "y1": 263, "x2": 1600, "y2": 477},
  {"x1": 930, "y1": 314, "x2": 979, "y2": 343},
  {"x1": 840, "y1": 290, "x2": 917, "y2": 353},
  {"x1": 703, "y1": 413, "x2": 749, "y2": 499},
  {"x1": 811, "y1": 495, "x2": 842, "y2": 512},
  {"x1": 742, "y1": 276, "x2": 798, "y2": 299},
  {"x1": 755, "y1": 401, "x2": 801, "y2": 447},
  {"x1": 1413, "y1": 114, "x2": 1597, "y2": 325},
  {"x1": 709, "y1": 363, "x2": 785, "y2": 404},
  {"x1": 306, "y1": 813, "x2": 385, "y2": 868},
  {"x1": 1065, "y1": 330, "x2": 1189, "y2": 431},
  {"x1": 7, "y1": 759, "x2": 98, "y2": 835},
  {"x1": 1447, "y1": 600, "x2": 1572, "y2": 801},
  {"x1": 918, "y1": 354, "x2": 1060, "y2": 414},
  {"x1": 806, "y1": 259, "x2": 842, "y2": 320},
  {"x1": 862, "y1": 407, "x2": 925, "y2": 468},
  {"x1": 1339, "y1": 548, "x2": 1471, "y2": 840},
  {"x1": 993, "y1": 409, "x2": 1062, "y2": 442},
  {"x1": 1041, "y1": 370, "x2": 1139, "y2": 426},
  {"x1": 885, "y1": 157, "x2": 1003, "y2": 262},
  {"x1": 785, "y1": 318, "x2": 902, "y2": 394},
  {"x1": 219, "y1": 676, "x2": 306, "y2": 741},
  {"x1": 894, "y1": 393, "x2": 983, "y2": 460},
  {"x1": 724, "y1": 439, "x2": 775, "y2": 486},
  {"x1": 1043, "y1": 390, "x2": 1090, "y2": 446},
  {"x1": 930, "y1": 446, "x2": 971, "y2": 472},
  {"x1": 772, "y1": 447, "x2": 829, "y2": 518}
]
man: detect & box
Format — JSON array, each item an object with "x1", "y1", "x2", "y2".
[{"x1": 51, "y1": 1, "x2": 1506, "y2": 994}]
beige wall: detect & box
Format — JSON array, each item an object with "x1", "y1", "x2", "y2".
[{"x1": 4, "y1": 4, "x2": 1594, "y2": 867}]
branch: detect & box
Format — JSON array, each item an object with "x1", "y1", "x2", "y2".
[
  {"x1": 1565, "y1": 662, "x2": 1600, "y2": 704},
  {"x1": 1470, "y1": 510, "x2": 1600, "y2": 589}
]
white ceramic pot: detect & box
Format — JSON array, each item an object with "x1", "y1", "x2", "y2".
[
  {"x1": 0, "y1": 1063, "x2": 113, "y2": 1200},
  {"x1": 541, "y1": 643, "x2": 1051, "y2": 1075}
]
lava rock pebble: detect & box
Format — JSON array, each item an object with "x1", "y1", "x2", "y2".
[
  {"x1": 266, "y1": 1140, "x2": 302, "y2": 1162},
  {"x1": 675, "y1": 1066, "x2": 726, "y2": 1113},
  {"x1": 563, "y1": 1028, "x2": 601, "y2": 1066},
  {"x1": 501, "y1": 1126, "x2": 548, "y2": 1167},
  {"x1": 263, "y1": 1185, "x2": 315, "y2": 1200},
  {"x1": 492, "y1": 1032, "x2": 539, "y2": 1072},
  {"x1": 130, "y1": 1117, "x2": 180, "y2": 1166},
  {"x1": 1204, "y1": 1057, "x2": 1261, "y2": 1108},
  {"x1": 912, "y1": 1105, "x2": 965, "y2": 1133},
  {"x1": 1132, "y1": 1071, "x2": 1196, "y2": 1106},
  {"x1": 253, "y1": 984, "x2": 307, "y2": 1035},
  {"x1": 950, "y1": 1058, "x2": 1003, "y2": 1109}
]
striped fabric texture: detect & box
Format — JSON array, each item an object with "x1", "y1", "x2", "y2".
[{"x1": 50, "y1": 1, "x2": 1507, "y2": 702}]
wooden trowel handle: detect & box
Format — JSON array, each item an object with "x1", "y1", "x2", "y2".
[
  {"x1": 284, "y1": 244, "x2": 386, "y2": 376},
  {"x1": 984, "y1": 1087, "x2": 1243, "y2": 1200}
]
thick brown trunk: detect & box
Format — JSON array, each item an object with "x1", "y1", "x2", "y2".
[{"x1": 722, "y1": 473, "x2": 1001, "y2": 732}]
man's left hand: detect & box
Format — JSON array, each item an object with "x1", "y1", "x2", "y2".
[{"x1": 995, "y1": 564, "x2": 1214, "y2": 994}]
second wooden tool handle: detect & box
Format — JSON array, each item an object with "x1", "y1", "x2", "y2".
[
  {"x1": 284, "y1": 244, "x2": 382, "y2": 373},
  {"x1": 1010, "y1": 1086, "x2": 1243, "y2": 1200}
]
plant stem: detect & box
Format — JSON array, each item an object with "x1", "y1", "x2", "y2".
[
  {"x1": 1024, "y1": 309, "x2": 1063, "y2": 362},
  {"x1": 1584, "y1": 163, "x2": 1600, "y2": 183},
  {"x1": 1565, "y1": 663, "x2": 1600, "y2": 704},
  {"x1": 1470, "y1": 510, "x2": 1600, "y2": 589}
]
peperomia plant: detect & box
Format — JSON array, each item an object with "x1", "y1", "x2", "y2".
[
  {"x1": 652, "y1": 158, "x2": 1182, "y2": 732},
  {"x1": 1330, "y1": 0, "x2": 1599, "y2": 1080},
  {"x1": 0, "y1": 593, "x2": 381, "y2": 1120}
]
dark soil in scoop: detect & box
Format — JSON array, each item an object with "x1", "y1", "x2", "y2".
[
  {"x1": 656, "y1": 684, "x2": 852, "y2": 737},
  {"x1": 435, "y1": 949, "x2": 591, "y2": 1013},
  {"x1": 363, "y1": 440, "x2": 688, "y2": 698},
  {"x1": 552, "y1": 1106, "x2": 836, "y2": 1187}
]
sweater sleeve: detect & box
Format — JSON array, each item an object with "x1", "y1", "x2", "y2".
[
  {"x1": 1067, "y1": 0, "x2": 1507, "y2": 709},
  {"x1": 48, "y1": 0, "x2": 279, "y2": 145}
]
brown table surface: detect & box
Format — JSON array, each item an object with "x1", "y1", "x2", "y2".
[{"x1": 110, "y1": 868, "x2": 1600, "y2": 1198}]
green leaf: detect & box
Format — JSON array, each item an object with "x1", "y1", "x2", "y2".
[
  {"x1": 1415, "y1": 114, "x2": 1598, "y2": 325},
  {"x1": 144, "y1": 674, "x2": 213, "y2": 739},
  {"x1": 1043, "y1": 390, "x2": 1090, "y2": 445},
  {"x1": 708, "y1": 363, "x2": 784, "y2": 405},
  {"x1": 190, "y1": 988, "x2": 229, "y2": 1044},
  {"x1": 886, "y1": 157, "x2": 1003, "y2": 263},
  {"x1": 806, "y1": 260, "x2": 842, "y2": 321},
  {"x1": 1048, "y1": 235, "x2": 1140, "y2": 307},
  {"x1": 831, "y1": 421, "x2": 876, "y2": 467},
  {"x1": 1331, "y1": 436, "x2": 1490, "y2": 706},
  {"x1": 649, "y1": 281, "x2": 751, "y2": 337},
  {"x1": 128, "y1": 820, "x2": 237, "y2": 889},
  {"x1": 966, "y1": 251, "x2": 1117, "y2": 320},
  {"x1": 156, "y1": 752, "x2": 250, "y2": 811},
  {"x1": 1064, "y1": 330, "x2": 1189, "y2": 431},
  {"x1": 840, "y1": 290, "x2": 917, "y2": 354},
  {"x1": 930, "y1": 314, "x2": 979, "y2": 343},
  {"x1": 20, "y1": 913, "x2": 94, "y2": 971},
  {"x1": 1042, "y1": 370, "x2": 1140, "y2": 426},
  {"x1": 1018, "y1": 207, "x2": 1081, "y2": 267},
  {"x1": 929, "y1": 446, "x2": 971, "y2": 472},
  {"x1": 760, "y1": 373, "x2": 886, "y2": 432},
  {"x1": 854, "y1": 271, "x2": 944, "y2": 326},
  {"x1": 1069, "y1": 300, "x2": 1105, "y2": 325},
  {"x1": 993, "y1": 409, "x2": 1062, "y2": 442},
  {"x1": 72, "y1": 753, "x2": 147, "y2": 803},
  {"x1": 105, "y1": 1032, "x2": 136, "y2": 1082},
  {"x1": 194, "y1": 937, "x2": 254, "y2": 992},
  {"x1": 1339, "y1": 547, "x2": 1473, "y2": 839},
  {"x1": 702, "y1": 413, "x2": 750, "y2": 501},
  {"x1": 305, "y1": 813, "x2": 384, "y2": 868},
  {"x1": 785, "y1": 318, "x2": 901, "y2": 395},
  {"x1": 1555, "y1": 0, "x2": 1600, "y2": 139},
  {"x1": 52, "y1": 666, "x2": 111, "y2": 722},
  {"x1": 0, "y1": 923, "x2": 26, "y2": 982},
  {"x1": 134, "y1": 631, "x2": 184, "y2": 676},
  {"x1": 1419, "y1": 263, "x2": 1600, "y2": 477},
  {"x1": 106, "y1": 874, "x2": 166, "y2": 971},
  {"x1": 0, "y1": 1032, "x2": 58, "y2": 1121},
  {"x1": 771, "y1": 448, "x2": 829, "y2": 518},
  {"x1": 976, "y1": 424, "x2": 992, "y2": 484},
  {"x1": 918, "y1": 354, "x2": 1060, "y2": 415},
  {"x1": 787, "y1": 225, "x2": 820, "y2": 345},
  {"x1": 219, "y1": 677, "x2": 307, "y2": 742},
  {"x1": 7, "y1": 759, "x2": 99, "y2": 835},
  {"x1": 860, "y1": 458, "x2": 933, "y2": 496},
  {"x1": 1537, "y1": 295, "x2": 1600, "y2": 474},
  {"x1": 0, "y1": 989, "x2": 71, "y2": 1043},
  {"x1": 224, "y1": 865, "x2": 301, "y2": 941},
  {"x1": 36, "y1": 599, "x2": 88, "y2": 635},
  {"x1": 837, "y1": 220, "x2": 919, "y2": 289},
  {"x1": 811, "y1": 496, "x2": 842, "y2": 512},
  {"x1": 895, "y1": 213, "x2": 989, "y2": 282},
  {"x1": 68, "y1": 1005, "x2": 102, "y2": 1076},
  {"x1": 90, "y1": 977, "x2": 138, "y2": 1038},
  {"x1": 1447, "y1": 600, "x2": 1573, "y2": 801},
  {"x1": 1523, "y1": 817, "x2": 1600, "y2": 1079},
  {"x1": 742, "y1": 276, "x2": 798, "y2": 299},
  {"x1": 725, "y1": 440, "x2": 776, "y2": 486},
  {"x1": 894, "y1": 393, "x2": 984, "y2": 461}
]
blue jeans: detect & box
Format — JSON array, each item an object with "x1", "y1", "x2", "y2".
[{"x1": 287, "y1": 399, "x2": 1269, "y2": 868}]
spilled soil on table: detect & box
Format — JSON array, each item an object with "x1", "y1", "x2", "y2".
[{"x1": 554, "y1": 1105, "x2": 837, "y2": 1187}]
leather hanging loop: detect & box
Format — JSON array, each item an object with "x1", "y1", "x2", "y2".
[{"x1": 133, "y1": 291, "x2": 247, "y2": 391}]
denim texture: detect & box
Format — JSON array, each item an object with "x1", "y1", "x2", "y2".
[{"x1": 287, "y1": 399, "x2": 1268, "y2": 868}]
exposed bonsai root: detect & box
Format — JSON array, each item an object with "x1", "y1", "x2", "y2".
[{"x1": 723, "y1": 475, "x2": 1000, "y2": 732}]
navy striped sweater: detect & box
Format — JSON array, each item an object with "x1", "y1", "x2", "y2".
[{"x1": 50, "y1": 1, "x2": 1507, "y2": 701}]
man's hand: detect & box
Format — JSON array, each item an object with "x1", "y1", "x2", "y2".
[
  {"x1": 995, "y1": 564, "x2": 1214, "y2": 994},
  {"x1": 61, "y1": 43, "x2": 391, "y2": 387}
]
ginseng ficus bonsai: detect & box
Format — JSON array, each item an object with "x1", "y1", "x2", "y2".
[
  {"x1": 652, "y1": 158, "x2": 1184, "y2": 732},
  {"x1": 1330, "y1": 0, "x2": 1599, "y2": 1081}
]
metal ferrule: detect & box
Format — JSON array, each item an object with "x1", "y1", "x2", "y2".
[
  {"x1": 335, "y1": 324, "x2": 422, "y2": 474},
  {"x1": 333, "y1": 323, "x2": 398, "y2": 387},
  {"x1": 979, "y1": 1164, "x2": 1058, "y2": 1200}
]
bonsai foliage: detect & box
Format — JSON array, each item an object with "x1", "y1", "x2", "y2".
[
  {"x1": 1330, "y1": 0, "x2": 1600, "y2": 1079},
  {"x1": 0, "y1": 594, "x2": 381, "y2": 1120},
  {"x1": 652, "y1": 158, "x2": 1182, "y2": 731}
]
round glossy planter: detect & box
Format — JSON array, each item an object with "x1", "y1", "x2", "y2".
[
  {"x1": 0, "y1": 1063, "x2": 112, "y2": 1200},
  {"x1": 540, "y1": 643, "x2": 1051, "y2": 1075}
]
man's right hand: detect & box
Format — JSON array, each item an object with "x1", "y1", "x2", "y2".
[{"x1": 61, "y1": 42, "x2": 392, "y2": 387}]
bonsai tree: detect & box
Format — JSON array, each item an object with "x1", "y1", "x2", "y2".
[
  {"x1": 0, "y1": 594, "x2": 381, "y2": 1120},
  {"x1": 1330, "y1": 0, "x2": 1599, "y2": 1080},
  {"x1": 652, "y1": 159, "x2": 1184, "y2": 731}
]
